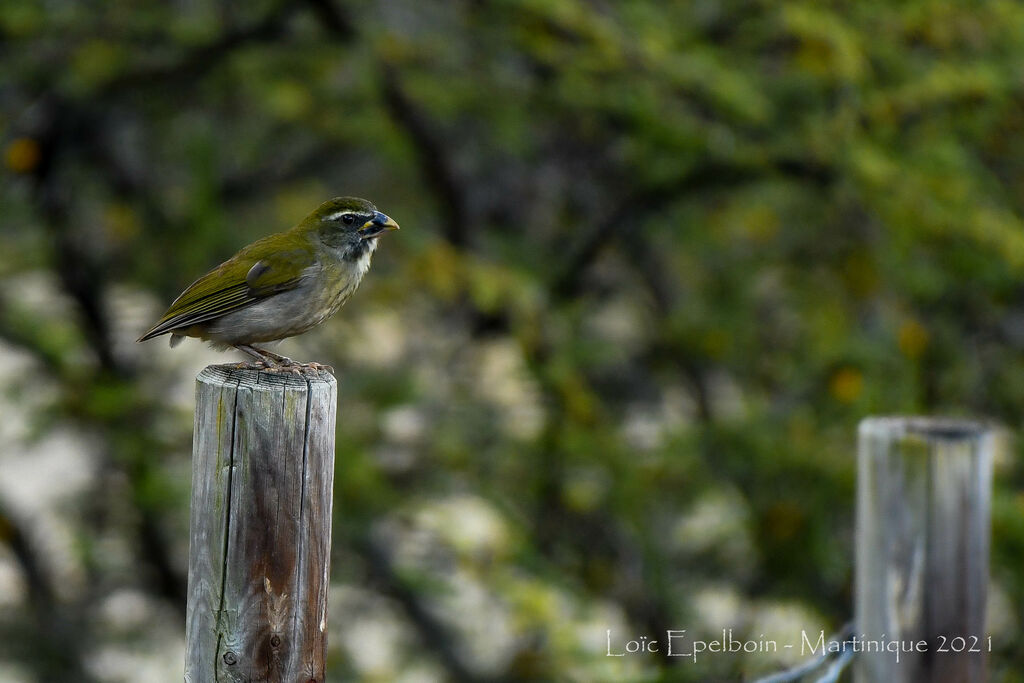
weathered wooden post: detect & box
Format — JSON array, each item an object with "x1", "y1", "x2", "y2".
[
  {"x1": 856, "y1": 417, "x2": 996, "y2": 683},
  {"x1": 185, "y1": 365, "x2": 337, "y2": 682}
]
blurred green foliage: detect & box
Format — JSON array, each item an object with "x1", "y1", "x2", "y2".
[{"x1": 2, "y1": 0, "x2": 1024, "y2": 681}]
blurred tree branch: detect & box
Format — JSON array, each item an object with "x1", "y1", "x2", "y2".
[
  {"x1": 305, "y1": 0, "x2": 474, "y2": 247},
  {"x1": 0, "y1": 500, "x2": 54, "y2": 614},
  {"x1": 302, "y1": 0, "x2": 356, "y2": 39},
  {"x1": 17, "y1": 96, "x2": 189, "y2": 619},
  {"x1": 219, "y1": 143, "x2": 342, "y2": 201},
  {"x1": 355, "y1": 535, "x2": 505, "y2": 683},
  {"x1": 0, "y1": 499, "x2": 99, "y2": 683},
  {"x1": 26, "y1": 98, "x2": 120, "y2": 374},
  {"x1": 553, "y1": 157, "x2": 835, "y2": 301},
  {"x1": 379, "y1": 64, "x2": 473, "y2": 248},
  {"x1": 98, "y1": 1, "x2": 300, "y2": 99}
]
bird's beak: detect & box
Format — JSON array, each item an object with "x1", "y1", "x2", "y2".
[{"x1": 359, "y1": 212, "x2": 400, "y2": 239}]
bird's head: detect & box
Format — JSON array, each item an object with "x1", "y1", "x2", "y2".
[{"x1": 303, "y1": 197, "x2": 400, "y2": 253}]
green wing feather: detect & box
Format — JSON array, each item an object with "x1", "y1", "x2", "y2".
[{"x1": 137, "y1": 234, "x2": 315, "y2": 341}]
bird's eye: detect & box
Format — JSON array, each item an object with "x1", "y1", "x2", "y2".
[{"x1": 341, "y1": 214, "x2": 356, "y2": 225}]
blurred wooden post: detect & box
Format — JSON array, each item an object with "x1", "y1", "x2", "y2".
[
  {"x1": 856, "y1": 417, "x2": 995, "y2": 683},
  {"x1": 185, "y1": 366, "x2": 337, "y2": 683}
]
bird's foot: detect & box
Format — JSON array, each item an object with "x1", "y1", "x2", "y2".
[
  {"x1": 259, "y1": 360, "x2": 334, "y2": 376},
  {"x1": 233, "y1": 345, "x2": 332, "y2": 375},
  {"x1": 256, "y1": 360, "x2": 302, "y2": 375},
  {"x1": 304, "y1": 361, "x2": 335, "y2": 375}
]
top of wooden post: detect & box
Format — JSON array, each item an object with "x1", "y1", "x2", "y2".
[
  {"x1": 859, "y1": 416, "x2": 992, "y2": 442},
  {"x1": 197, "y1": 364, "x2": 337, "y2": 390}
]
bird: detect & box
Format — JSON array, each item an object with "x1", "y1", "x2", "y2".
[{"x1": 137, "y1": 196, "x2": 399, "y2": 373}]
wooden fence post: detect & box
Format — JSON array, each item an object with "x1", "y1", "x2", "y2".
[
  {"x1": 185, "y1": 365, "x2": 337, "y2": 683},
  {"x1": 855, "y1": 417, "x2": 996, "y2": 683}
]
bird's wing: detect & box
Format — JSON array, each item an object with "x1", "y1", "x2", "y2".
[{"x1": 137, "y1": 242, "x2": 315, "y2": 341}]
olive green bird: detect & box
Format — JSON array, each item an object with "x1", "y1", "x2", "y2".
[{"x1": 138, "y1": 197, "x2": 399, "y2": 372}]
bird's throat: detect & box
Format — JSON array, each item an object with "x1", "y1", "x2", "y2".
[{"x1": 342, "y1": 237, "x2": 377, "y2": 262}]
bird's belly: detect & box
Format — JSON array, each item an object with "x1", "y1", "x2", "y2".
[{"x1": 201, "y1": 278, "x2": 360, "y2": 345}]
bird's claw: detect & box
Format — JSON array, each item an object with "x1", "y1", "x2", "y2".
[{"x1": 305, "y1": 362, "x2": 335, "y2": 375}]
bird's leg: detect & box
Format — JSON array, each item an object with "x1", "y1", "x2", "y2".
[
  {"x1": 251, "y1": 346, "x2": 296, "y2": 366},
  {"x1": 235, "y1": 344, "x2": 333, "y2": 375},
  {"x1": 234, "y1": 344, "x2": 276, "y2": 369},
  {"x1": 246, "y1": 345, "x2": 311, "y2": 375}
]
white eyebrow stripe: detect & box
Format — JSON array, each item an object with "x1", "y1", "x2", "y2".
[{"x1": 325, "y1": 210, "x2": 348, "y2": 221}]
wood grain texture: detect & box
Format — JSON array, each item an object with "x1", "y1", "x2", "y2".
[
  {"x1": 185, "y1": 365, "x2": 337, "y2": 683},
  {"x1": 855, "y1": 418, "x2": 995, "y2": 683}
]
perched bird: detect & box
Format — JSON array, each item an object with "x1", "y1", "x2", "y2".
[{"x1": 138, "y1": 197, "x2": 399, "y2": 372}]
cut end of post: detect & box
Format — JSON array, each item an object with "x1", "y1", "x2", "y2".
[
  {"x1": 198, "y1": 364, "x2": 338, "y2": 389},
  {"x1": 858, "y1": 416, "x2": 991, "y2": 442}
]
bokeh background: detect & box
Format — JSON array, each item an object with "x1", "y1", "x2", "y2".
[{"x1": 3, "y1": 1, "x2": 1024, "y2": 681}]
